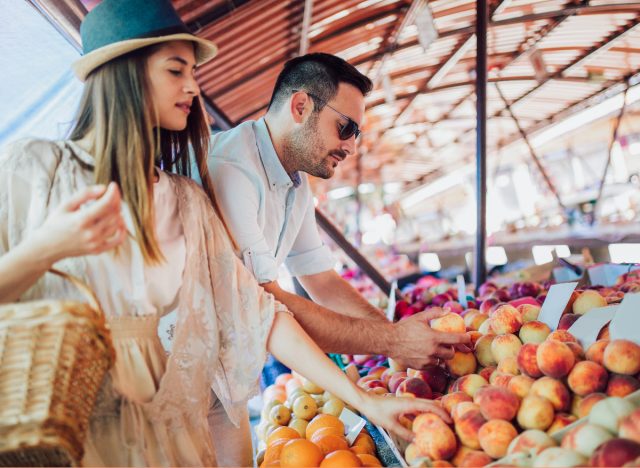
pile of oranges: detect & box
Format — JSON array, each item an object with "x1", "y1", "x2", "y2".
[{"x1": 259, "y1": 413, "x2": 383, "y2": 467}]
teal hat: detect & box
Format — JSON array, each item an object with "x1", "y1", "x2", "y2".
[{"x1": 72, "y1": 0, "x2": 217, "y2": 81}]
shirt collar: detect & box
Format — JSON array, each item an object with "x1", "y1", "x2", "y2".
[{"x1": 254, "y1": 118, "x2": 300, "y2": 190}]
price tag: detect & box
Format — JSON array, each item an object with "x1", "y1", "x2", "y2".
[
  {"x1": 340, "y1": 408, "x2": 366, "y2": 445},
  {"x1": 457, "y1": 275, "x2": 468, "y2": 308},
  {"x1": 588, "y1": 264, "x2": 638, "y2": 287},
  {"x1": 610, "y1": 293, "x2": 640, "y2": 344},
  {"x1": 567, "y1": 305, "x2": 618, "y2": 349},
  {"x1": 537, "y1": 282, "x2": 578, "y2": 330},
  {"x1": 386, "y1": 280, "x2": 398, "y2": 321}
]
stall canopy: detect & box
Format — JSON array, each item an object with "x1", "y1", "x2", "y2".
[{"x1": 8, "y1": 0, "x2": 640, "y2": 195}]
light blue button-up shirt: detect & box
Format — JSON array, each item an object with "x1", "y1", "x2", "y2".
[{"x1": 207, "y1": 118, "x2": 335, "y2": 283}]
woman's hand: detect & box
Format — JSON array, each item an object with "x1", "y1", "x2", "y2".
[
  {"x1": 29, "y1": 182, "x2": 127, "y2": 265},
  {"x1": 360, "y1": 393, "x2": 452, "y2": 441}
]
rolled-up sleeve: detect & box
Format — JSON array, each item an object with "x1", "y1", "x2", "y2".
[
  {"x1": 285, "y1": 196, "x2": 335, "y2": 277},
  {"x1": 209, "y1": 161, "x2": 280, "y2": 283}
]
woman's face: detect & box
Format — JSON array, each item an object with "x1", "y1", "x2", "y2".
[{"x1": 146, "y1": 41, "x2": 200, "y2": 131}]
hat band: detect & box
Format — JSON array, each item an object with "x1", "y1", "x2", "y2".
[{"x1": 83, "y1": 24, "x2": 192, "y2": 55}]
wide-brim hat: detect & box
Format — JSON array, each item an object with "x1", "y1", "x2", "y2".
[{"x1": 73, "y1": 0, "x2": 217, "y2": 81}]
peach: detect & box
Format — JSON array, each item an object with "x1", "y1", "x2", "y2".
[
  {"x1": 479, "y1": 366, "x2": 495, "y2": 382},
  {"x1": 547, "y1": 413, "x2": 577, "y2": 435},
  {"x1": 457, "y1": 450, "x2": 493, "y2": 467},
  {"x1": 517, "y1": 395, "x2": 555, "y2": 431},
  {"x1": 454, "y1": 409, "x2": 486, "y2": 450},
  {"x1": 491, "y1": 305, "x2": 523, "y2": 335},
  {"x1": 474, "y1": 334, "x2": 497, "y2": 368},
  {"x1": 566, "y1": 342, "x2": 584, "y2": 361},
  {"x1": 478, "y1": 419, "x2": 518, "y2": 459},
  {"x1": 380, "y1": 368, "x2": 395, "y2": 386},
  {"x1": 413, "y1": 414, "x2": 457, "y2": 461},
  {"x1": 518, "y1": 321, "x2": 551, "y2": 344},
  {"x1": 396, "y1": 377, "x2": 432, "y2": 399},
  {"x1": 465, "y1": 311, "x2": 488, "y2": 331},
  {"x1": 508, "y1": 429, "x2": 557, "y2": 456},
  {"x1": 451, "y1": 446, "x2": 474, "y2": 467},
  {"x1": 585, "y1": 339, "x2": 608, "y2": 365},
  {"x1": 491, "y1": 372, "x2": 514, "y2": 389},
  {"x1": 536, "y1": 339, "x2": 575, "y2": 379},
  {"x1": 388, "y1": 372, "x2": 408, "y2": 394},
  {"x1": 598, "y1": 324, "x2": 610, "y2": 340},
  {"x1": 546, "y1": 329, "x2": 578, "y2": 343},
  {"x1": 403, "y1": 443, "x2": 424, "y2": 465},
  {"x1": 388, "y1": 357, "x2": 406, "y2": 372},
  {"x1": 491, "y1": 334, "x2": 522, "y2": 362},
  {"x1": 517, "y1": 343, "x2": 543, "y2": 378},
  {"x1": 588, "y1": 396, "x2": 635, "y2": 433},
  {"x1": 452, "y1": 401, "x2": 480, "y2": 421},
  {"x1": 441, "y1": 391, "x2": 472, "y2": 415},
  {"x1": 557, "y1": 313, "x2": 581, "y2": 331},
  {"x1": 466, "y1": 331, "x2": 482, "y2": 348},
  {"x1": 497, "y1": 356, "x2": 520, "y2": 376},
  {"x1": 367, "y1": 366, "x2": 387, "y2": 380},
  {"x1": 445, "y1": 351, "x2": 477, "y2": 377},
  {"x1": 518, "y1": 304, "x2": 541, "y2": 323},
  {"x1": 573, "y1": 290, "x2": 607, "y2": 315},
  {"x1": 431, "y1": 313, "x2": 466, "y2": 334},
  {"x1": 570, "y1": 394, "x2": 582, "y2": 418},
  {"x1": 455, "y1": 374, "x2": 489, "y2": 398},
  {"x1": 589, "y1": 438, "x2": 640, "y2": 468},
  {"x1": 619, "y1": 408, "x2": 640, "y2": 444},
  {"x1": 606, "y1": 374, "x2": 640, "y2": 397},
  {"x1": 477, "y1": 318, "x2": 493, "y2": 335},
  {"x1": 508, "y1": 375, "x2": 535, "y2": 399},
  {"x1": 414, "y1": 365, "x2": 450, "y2": 394},
  {"x1": 603, "y1": 339, "x2": 640, "y2": 375},
  {"x1": 532, "y1": 447, "x2": 586, "y2": 468},
  {"x1": 561, "y1": 422, "x2": 613, "y2": 457},
  {"x1": 530, "y1": 376, "x2": 571, "y2": 412},
  {"x1": 567, "y1": 360, "x2": 608, "y2": 396},
  {"x1": 474, "y1": 386, "x2": 520, "y2": 421},
  {"x1": 577, "y1": 392, "x2": 608, "y2": 418}
]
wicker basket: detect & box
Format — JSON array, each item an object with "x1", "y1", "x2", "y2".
[{"x1": 0, "y1": 269, "x2": 114, "y2": 466}]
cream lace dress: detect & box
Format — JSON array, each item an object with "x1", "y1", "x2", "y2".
[{"x1": 0, "y1": 139, "x2": 287, "y2": 466}]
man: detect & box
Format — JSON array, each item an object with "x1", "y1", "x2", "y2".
[{"x1": 209, "y1": 53, "x2": 469, "y2": 371}]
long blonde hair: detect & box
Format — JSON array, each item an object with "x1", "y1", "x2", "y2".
[{"x1": 69, "y1": 45, "x2": 217, "y2": 265}]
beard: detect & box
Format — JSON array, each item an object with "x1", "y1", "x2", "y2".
[{"x1": 282, "y1": 113, "x2": 341, "y2": 179}]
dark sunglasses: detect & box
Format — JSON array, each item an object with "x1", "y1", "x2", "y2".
[{"x1": 293, "y1": 90, "x2": 361, "y2": 140}]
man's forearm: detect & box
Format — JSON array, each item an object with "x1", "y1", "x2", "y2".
[
  {"x1": 298, "y1": 270, "x2": 387, "y2": 321},
  {"x1": 264, "y1": 282, "x2": 395, "y2": 355}
]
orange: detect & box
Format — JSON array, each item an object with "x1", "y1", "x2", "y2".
[
  {"x1": 306, "y1": 414, "x2": 345, "y2": 440},
  {"x1": 350, "y1": 445, "x2": 371, "y2": 456},
  {"x1": 280, "y1": 438, "x2": 323, "y2": 467},
  {"x1": 352, "y1": 433, "x2": 375, "y2": 455},
  {"x1": 311, "y1": 427, "x2": 346, "y2": 443},
  {"x1": 357, "y1": 454, "x2": 382, "y2": 467},
  {"x1": 319, "y1": 449, "x2": 362, "y2": 467},
  {"x1": 313, "y1": 433, "x2": 349, "y2": 456},
  {"x1": 267, "y1": 426, "x2": 301, "y2": 446},
  {"x1": 264, "y1": 439, "x2": 288, "y2": 464}
]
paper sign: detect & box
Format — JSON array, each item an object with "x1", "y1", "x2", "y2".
[
  {"x1": 609, "y1": 293, "x2": 640, "y2": 344},
  {"x1": 568, "y1": 305, "x2": 619, "y2": 349},
  {"x1": 457, "y1": 275, "x2": 468, "y2": 308},
  {"x1": 340, "y1": 408, "x2": 366, "y2": 445},
  {"x1": 537, "y1": 282, "x2": 578, "y2": 330},
  {"x1": 588, "y1": 264, "x2": 639, "y2": 287},
  {"x1": 553, "y1": 267, "x2": 581, "y2": 283},
  {"x1": 386, "y1": 280, "x2": 398, "y2": 321}
]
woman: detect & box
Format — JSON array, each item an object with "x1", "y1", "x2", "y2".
[{"x1": 0, "y1": 0, "x2": 448, "y2": 466}]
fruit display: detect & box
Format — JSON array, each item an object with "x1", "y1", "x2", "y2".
[
  {"x1": 333, "y1": 269, "x2": 640, "y2": 466},
  {"x1": 255, "y1": 371, "x2": 384, "y2": 467}
]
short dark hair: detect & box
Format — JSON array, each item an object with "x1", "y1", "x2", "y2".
[{"x1": 267, "y1": 53, "x2": 372, "y2": 112}]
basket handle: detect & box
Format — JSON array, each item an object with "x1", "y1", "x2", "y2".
[{"x1": 48, "y1": 268, "x2": 104, "y2": 317}]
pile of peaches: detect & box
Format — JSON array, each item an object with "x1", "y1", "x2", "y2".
[{"x1": 345, "y1": 273, "x2": 640, "y2": 466}]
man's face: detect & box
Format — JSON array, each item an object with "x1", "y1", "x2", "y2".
[{"x1": 284, "y1": 83, "x2": 365, "y2": 179}]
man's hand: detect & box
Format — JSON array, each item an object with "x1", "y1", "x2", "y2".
[{"x1": 389, "y1": 309, "x2": 472, "y2": 370}]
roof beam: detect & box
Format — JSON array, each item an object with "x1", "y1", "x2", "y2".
[
  {"x1": 299, "y1": 0, "x2": 314, "y2": 56},
  {"x1": 27, "y1": 0, "x2": 85, "y2": 52}
]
